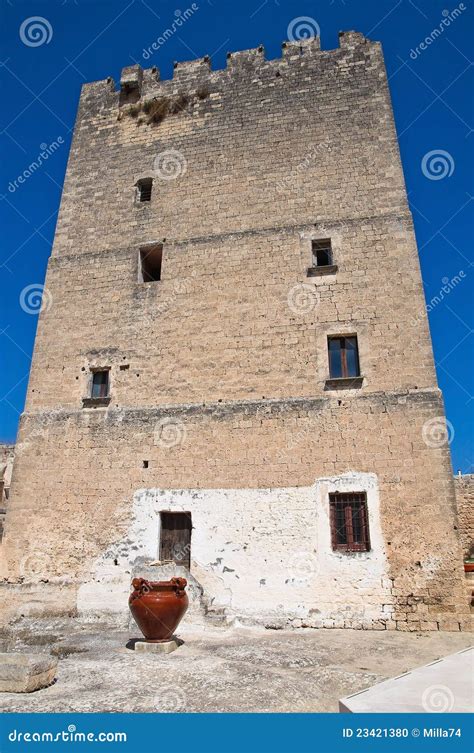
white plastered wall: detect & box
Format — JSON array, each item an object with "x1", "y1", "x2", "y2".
[{"x1": 77, "y1": 472, "x2": 392, "y2": 627}]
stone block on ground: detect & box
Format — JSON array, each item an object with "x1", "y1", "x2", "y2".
[
  {"x1": 0, "y1": 653, "x2": 58, "y2": 693},
  {"x1": 133, "y1": 638, "x2": 181, "y2": 655}
]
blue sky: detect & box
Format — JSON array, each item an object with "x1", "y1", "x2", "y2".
[{"x1": 0, "y1": 0, "x2": 472, "y2": 471}]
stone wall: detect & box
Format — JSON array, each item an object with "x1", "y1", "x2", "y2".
[
  {"x1": 454, "y1": 475, "x2": 474, "y2": 559},
  {"x1": 0, "y1": 32, "x2": 468, "y2": 630}
]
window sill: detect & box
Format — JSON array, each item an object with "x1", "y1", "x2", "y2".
[
  {"x1": 82, "y1": 396, "x2": 111, "y2": 408},
  {"x1": 325, "y1": 376, "x2": 364, "y2": 390},
  {"x1": 307, "y1": 264, "x2": 338, "y2": 277}
]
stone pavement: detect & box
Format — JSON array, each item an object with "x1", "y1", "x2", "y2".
[{"x1": 0, "y1": 618, "x2": 471, "y2": 712}]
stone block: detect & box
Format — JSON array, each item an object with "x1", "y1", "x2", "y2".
[
  {"x1": 133, "y1": 639, "x2": 180, "y2": 655},
  {"x1": 0, "y1": 653, "x2": 57, "y2": 693}
]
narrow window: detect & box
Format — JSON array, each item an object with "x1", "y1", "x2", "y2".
[
  {"x1": 139, "y1": 244, "x2": 163, "y2": 282},
  {"x1": 312, "y1": 239, "x2": 332, "y2": 267},
  {"x1": 328, "y1": 336, "x2": 360, "y2": 379},
  {"x1": 136, "y1": 178, "x2": 153, "y2": 203},
  {"x1": 329, "y1": 492, "x2": 370, "y2": 552},
  {"x1": 90, "y1": 369, "x2": 109, "y2": 399},
  {"x1": 160, "y1": 512, "x2": 192, "y2": 568}
]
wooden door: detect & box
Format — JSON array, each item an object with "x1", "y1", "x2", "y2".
[{"x1": 160, "y1": 512, "x2": 192, "y2": 568}]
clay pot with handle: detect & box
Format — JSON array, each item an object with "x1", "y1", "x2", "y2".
[{"x1": 129, "y1": 577, "x2": 189, "y2": 642}]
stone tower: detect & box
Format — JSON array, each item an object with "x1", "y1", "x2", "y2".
[{"x1": 1, "y1": 32, "x2": 468, "y2": 631}]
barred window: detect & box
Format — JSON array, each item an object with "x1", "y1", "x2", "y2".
[{"x1": 329, "y1": 492, "x2": 370, "y2": 552}]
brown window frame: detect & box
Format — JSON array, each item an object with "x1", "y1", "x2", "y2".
[
  {"x1": 327, "y1": 335, "x2": 360, "y2": 379},
  {"x1": 329, "y1": 492, "x2": 370, "y2": 552},
  {"x1": 90, "y1": 369, "x2": 110, "y2": 399}
]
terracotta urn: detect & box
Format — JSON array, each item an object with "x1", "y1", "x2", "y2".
[
  {"x1": 464, "y1": 562, "x2": 474, "y2": 573},
  {"x1": 129, "y1": 577, "x2": 189, "y2": 642}
]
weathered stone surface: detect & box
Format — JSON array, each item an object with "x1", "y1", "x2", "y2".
[
  {"x1": 0, "y1": 618, "x2": 472, "y2": 712},
  {"x1": 454, "y1": 474, "x2": 474, "y2": 559},
  {"x1": 0, "y1": 653, "x2": 57, "y2": 693}
]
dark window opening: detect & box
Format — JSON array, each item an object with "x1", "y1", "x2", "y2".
[
  {"x1": 136, "y1": 178, "x2": 153, "y2": 203},
  {"x1": 143, "y1": 460, "x2": 149, "y2": 469},
  {"x1": 312, "y1": 239, "x2": 332, "y2": 267},
  {"x1": 328, "y1": 336, "x2": 360, "y2": 379},
  {"x1": 329, "y1": 492, "x2": 370, "y2": 552},
  {"x1": 90, "y1": 369, "x2": 109, "y2": 399},
  {"x1": 160, "y1": 511, "x2": 192, "y2": 569},
  {"x1": 139, "y1": 245, "x2": 163, "y2": 282}
]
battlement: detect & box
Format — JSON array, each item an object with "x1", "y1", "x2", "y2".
[{"x1": 88, "y1": 31, "x2": 376, "y2": 103}]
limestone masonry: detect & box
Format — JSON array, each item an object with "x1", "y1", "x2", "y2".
[{"x1": 1, "y1": 32, "x2": 471, "y2": 631}]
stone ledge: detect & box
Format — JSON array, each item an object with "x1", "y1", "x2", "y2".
[
  {"x1": 0, "y1": 653, "x2": 57, "y2": 693},
  {"x1": 20, "y1": 387, "x2": 444, "y2": 428}
]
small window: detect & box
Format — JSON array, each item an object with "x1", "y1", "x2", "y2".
[
  {"x1": 90, "y1": 370, "x2": 109, "y2": 399},
  {"x1": 136, "y1": 178, "x2": 153, "y2": 203},
  {"x1": 312, "y1": 239, "x2": 332, "y2": 267},
  {"x1": 328, "y1": 336, "x2": 360, "y2": 379},
  {"x1": 329, "y1": 492, "x2": 370, "y2": 552},
  {"x1": 139, "y1": 244, "x2": 163, "y2": 282}
]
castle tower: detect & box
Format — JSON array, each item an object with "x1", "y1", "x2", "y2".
[{"x1": 1, "y1": 32, "x2": 468, "y2": 630}]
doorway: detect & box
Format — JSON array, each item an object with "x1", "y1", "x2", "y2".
[{"x1": 159, "y1": 511, "x2": 192, "y2": 568}]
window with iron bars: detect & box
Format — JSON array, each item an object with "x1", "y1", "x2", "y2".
[{"x1": 329, "y1": 492, "x2": 370, "y2": 552}]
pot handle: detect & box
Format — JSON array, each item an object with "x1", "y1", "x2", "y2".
[{"x1": 171, "y1": 577, "x2": 187, "y2": 598}]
